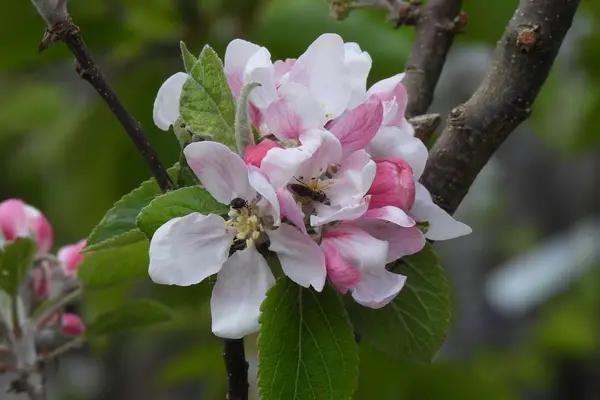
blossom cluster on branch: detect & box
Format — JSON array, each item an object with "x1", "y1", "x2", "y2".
[
  {"x1": 0, "y1": 199, "x2": 85, "y2": 373},
  {"x1": 151, "y1": 34, "x2": 470, "y2": 339}
]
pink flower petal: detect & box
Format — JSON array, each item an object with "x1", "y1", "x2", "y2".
[
  {"x1": 327, "y1": 96, "x2": 383, "y2": 157},
  {"x1": 321, "y1": 240, "x2": 361, "y2": 294},
  {"x1": 243, "y1": 139, "x2": 281, "y2": 168},
  {"x1": 367, "y1": 73, "x2": 408, "y2": 126},
  {"x1": 277, "y1": 188, "x2": 306, "y2": 234},
  {"x1": 264, "y1": 82, "x2": 326, "y2": 140}
]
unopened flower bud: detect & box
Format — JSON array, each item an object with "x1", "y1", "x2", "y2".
[
  {"x1": 61, "y1": 313, "x2": 85, "y2": 336},
  {"x1": 57, "y1": 239, "x2": 87, "y2": 275},
  {"x1": 367, "y1": 158, "x2": 415, "y2": 211},
  {"x1": 0, "y1": 199, "x2": 54, "y2": 253}
]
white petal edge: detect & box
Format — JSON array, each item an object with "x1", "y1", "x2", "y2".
[
  {"x1": 153, "y1": 72, "x2": 189, "y2": 131},
  {"x1": 184, "y1": 141, "x2": 255, "y2": 204},
  {"x1": 149, "y1": 213, "x2": 233, "y2": 286},
  {"x1": 410, "y1": 183, "x2": 472, "y2": 240},
  {"x1": 268, "y1": 224, "x2": 326, "y2": 291},
  {"x1": 352, "y1": 269, "x2": 406, "y2": 309},
  {"x1": 248, "y1": 166, "x2": 280, "y2": 226},
  {"x1": 210, "y1": 247, "x2": 275, "y2": 339}
]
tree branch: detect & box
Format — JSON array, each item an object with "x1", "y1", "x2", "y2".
[
  {"x1": 223, "y1": 339, "x2": 249, "y2": 400},
  {"x1": 421, "y1": 0, "x2": 580, "y2": 214},
  {"x1": 402, "y1": 0, "x2": 464, "y2": 117},
  {"x1": 33, "y1": 9, "x2": 174, "y2": 192}
]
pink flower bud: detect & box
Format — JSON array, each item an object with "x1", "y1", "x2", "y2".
[
  {"x1": 0, "y1": 199, "x2": 53, "y2": 253},
  {"x1": 242, "y1": 139, "x2": 281, "y2": 167},
  {"x1": 321, "y1": 240, "x2": 361, "y2": 294},
  {"x1": 61, "y1": 313, "x2": 85, "y2": 336},
  {"x1": 57, "y1": 240, "x2": 87, "y2": 275},
  {"x1": 367, "y1": 158, "x2": 416, "y2": 211}
]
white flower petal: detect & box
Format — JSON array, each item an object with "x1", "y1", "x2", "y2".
[
  {"x1": 184, "y1": 141, "x2": 255, "y2": 204},
  {"x1": 367, "y1": 125, "x2": 428, "y2": 179},
  {"x1": 362, "y1": 206, "x2": 415, "y2": 228},
  {"x1": 289, "y1": 33, "x2": 351, "y2": 118},
  {"x1": 225, "y1": 39, "x2": 269, "y2": 96},
  {"x1": 260, "y1": 128, "x2": 332, "y2": 188},
  {"x1": 327, "y1": 150, "x2": 376, "y2": 206},
  {"x1": 344, "y1": 42, "x2": 372, "y2": 108},
  {"x1": 248, "y1": 166, "x2": 280, "y2": 226},
  {"x1": 310, "y1": 198, "x2": 369, "y2": 226},
  {"x1": 352, "y1": 269, "x2": 406, "y2": 309},
  {"x1": 210, "y1": 247, "x2": 275, "y2": 339},
  {"x1": 268, "y1": 224, "x2": 326, "y2": 291},
  {"x1": 149, "y1": 213, "x2": 233, "y2": 286},
  {"x1": 356, "y1": 220, "x2": 425, "y2": 263},
  {"x1": 410, "y1": 183, "x2": 472, "y2": 240},
  {"x1": 153, "y1": 72, "x2": 189, "y2": 131},
  {"x1": 294, "y1": 129, "x2": 343, "y2": 180}
]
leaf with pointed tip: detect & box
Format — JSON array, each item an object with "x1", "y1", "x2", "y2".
[
  {"x1": 180, "y1": 45, "x2": 236, "y2": 148},
  {"x1": 136, "y1": 186, "x2": 227, "y2": 239},
  {"x1": 180, "y1": 41, "x2": 197, "y2": 73},
  {"x1": 258, "y1": 279, "x2": 359, "y2": 400},
  {"x1": 345, "y1": 244, "x2": 451, "y2": 363},
  {"x1": 85, "y1": 165, "x2": 179, "y2": 252}
]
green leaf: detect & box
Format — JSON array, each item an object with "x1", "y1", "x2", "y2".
[
  {"x1": 86, "y1": 299, "x2": 172, "y2": 336},
  {"x1": 258, "y1": 279, "x2": 359, "y2": 400},
  {"x1": 346, "y1": 244, "x2": 451, "y2": 363},
  {"x1": 180, "y1": 45, "x2": 236, "y2": 148},
  {"x1": 136, "y1": 186, "x2": 227, "y2": 239},
  {"x1": 85, "y1": 165, "x2": 179, "y2": 252},
  {"x1": 78, "y1": 236, "x2": 150, "y2": 289},
  {"x1": 0, "y1": 238, "x2": 36, "y2": 295},
  {"x1": 180, "y1": 41, "x2": 197, "y2": 73}
]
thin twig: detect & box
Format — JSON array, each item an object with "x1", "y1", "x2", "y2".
[
  {"x1": 402, "y1": 0, "x2": 464, "y2": 117},
  {"x1": 33, "y1": 288, "x2": 82, "y2": 327},
  {"x1": 421, "y1": 0, "x2": 581, "y2": 214},
  {"x1": 223, "y1": 338, "x2": 249, "y2": 400},
  {"x1": 36, "y1": 15, "x2": 174, "y2": 192},
  {"x1": 40, "y1": 337, "x2": 84, "y2": 363}
]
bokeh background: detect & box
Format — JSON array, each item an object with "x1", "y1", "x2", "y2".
[{"x1": 1, "y1": 0, "x2": 599, "y2": 399}]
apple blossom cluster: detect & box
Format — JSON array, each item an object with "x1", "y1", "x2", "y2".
[
  {"x1": 0, "y1": 199, "x2": 85, "y2": 371},
  {"x1": 151, "y1": 34, "x2": 471, "y2": 339}
]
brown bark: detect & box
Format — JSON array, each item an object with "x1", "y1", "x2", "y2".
[{"x1": 421, "y1": 0, "x2": 581, "y2": 214}]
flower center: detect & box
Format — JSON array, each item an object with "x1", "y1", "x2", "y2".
[{"x1": 226, "y1": 206, "x2": 264, "y2": 248}]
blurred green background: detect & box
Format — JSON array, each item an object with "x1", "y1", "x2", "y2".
[{"x1": 1, "y1": 0, "x2": 599, "y2": 399}]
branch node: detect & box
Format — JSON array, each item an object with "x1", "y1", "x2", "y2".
[
  {"x1": 516, "y1": 24, "x2": 540, "y2": 53},
  {"x1": 392, "y1": 1, "x2": 422, "y2": 28},
  {"x1": 438, "y1": 11, "x2": 468, "y2": 34},
  {"x1": 409, "y1": 113, "x2": 441, "y2": 142}
]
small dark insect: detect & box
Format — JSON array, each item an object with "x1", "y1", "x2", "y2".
[
  {"x1": 230, "y1": 197, "x2": 248, "y2": 209},
  {"x1": 288, "y1": 183, "x2": 328, "y2": 203}
]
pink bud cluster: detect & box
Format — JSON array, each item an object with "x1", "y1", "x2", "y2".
[{"x1": 0, "y1": 198, "x2": 86, "y2": 369}]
